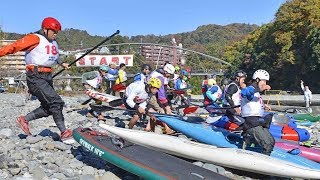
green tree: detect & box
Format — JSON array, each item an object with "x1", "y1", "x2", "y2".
[{"x1": 224, "y1": 0, "x2": 320, "y2": 92}]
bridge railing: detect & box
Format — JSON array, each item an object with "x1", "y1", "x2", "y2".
[{"x1": 264, "y1": 90, "x2": 282, "y2": 106}]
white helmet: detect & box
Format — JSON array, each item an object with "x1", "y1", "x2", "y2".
[
  {"x1": 163, "y1": 64, "x2": 175, "y2": 74},
  {"x1": 252, "y1": 69, "x2": 270, "y2": 81}
]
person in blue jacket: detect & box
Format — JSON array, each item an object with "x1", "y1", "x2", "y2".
[
  {"x1": 203, "y1": 78, "x2": 224, "y2": 115},
  {"x1": 173, "y1": 69, "x2": 190, "y2": 105},
  {"x1": 174, "y1": 69, "x2": 189, "y2": 90},
  {"x1": 105, "y1": 62, "x2": 118, "y2": 95},
  {"x1": 133, "y1": 64, "x2": 152, "y2": 84},
  {"x1": 240, "y1": 69, "x2": 275, "y2": 155}
]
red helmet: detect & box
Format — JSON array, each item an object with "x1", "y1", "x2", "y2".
[{"x1": 41, "y1": 17, "x2": 61, "y2": 31}]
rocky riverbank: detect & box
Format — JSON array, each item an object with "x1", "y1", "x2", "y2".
[{"x1": 0, "y1": 93, "x2": 319, "y2": 179}]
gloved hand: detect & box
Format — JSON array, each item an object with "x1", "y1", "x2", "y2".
[{"x1": 241, "y1": 86, "x2": 255, "y2": 101}]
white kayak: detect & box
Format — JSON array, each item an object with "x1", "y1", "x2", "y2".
[
  {"x1": 85, "y1": 89, "x2": 119, "y2": 103},
  {"x1": 100, "y1": 124, "x2": 320, "y2": 179}
]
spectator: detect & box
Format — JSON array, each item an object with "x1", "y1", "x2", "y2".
[
  {"x1": 301, "y1": 80, "x2": 312, "y2": 113},
  {"x1": 115, "y1": 63, "x2": 127, "y2": 98},
  {"x1": 105, "y1": 62, "x2": 118, "y2": 95}
]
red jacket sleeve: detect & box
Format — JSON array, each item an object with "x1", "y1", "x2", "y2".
[{"x1": 0, "y1": 34, "x2": 40, "y2": 57}]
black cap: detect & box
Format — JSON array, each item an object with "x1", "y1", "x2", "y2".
[
  {"x1": 141, "y1": 64, "x2": 152, "y2": 71},
  {"x1": 234, "y1": 70, "x2": 247, "y2": 79}
]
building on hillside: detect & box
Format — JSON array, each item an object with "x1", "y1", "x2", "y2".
[
  {"x1": 0, "y1": 40, "x2": 25, "y2": 76},
  {"x1": 140, "y1": 38, "x2": 186, "y2": 68}
]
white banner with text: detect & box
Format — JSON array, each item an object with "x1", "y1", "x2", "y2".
[{"x1": 75, "y1": 54, "x2": 134, "y2": 67}]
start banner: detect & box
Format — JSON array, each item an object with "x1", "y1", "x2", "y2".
[{"x1": 75, "y1": 54, "x2": 134, "y2": 67}]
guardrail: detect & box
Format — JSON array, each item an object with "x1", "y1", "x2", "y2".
[
  {"x1": 264, "y1": 90, "x2": 283, "y2": 106},
  {"x1": 13, "y1": 72, "x2": 225, "y2": 81}
]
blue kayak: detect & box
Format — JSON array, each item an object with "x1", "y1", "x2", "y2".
[
  {"x1": 295, "y1": 120, "x2": 313, "y2": 127},
  {"x1": 154, "y1": 114, "x2": 320, "y2": 170},
  {"x1": 263, "y1": 112, "x2": 297, "y2": 128},
  {"x1": 212, "y1": 115, "x2": 310, "y2": 142},
  {"x1": 264, "y1": 112, "x2": 313, "y2": 127}
]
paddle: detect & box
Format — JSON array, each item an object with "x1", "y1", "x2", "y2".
[
  {"x1": 81, "y1": 98, "x2": 92, "y2": 105},
  {"x1": 183, "y1": 105, "x2": 240, "y2": 115},
  {"x1": 167, "y1": 87, "x2": 193, "y2": 95},
  {"x1": 108, "y1": 99, "x2": 124, "y2": 107},
  {"x1": 171, "y1": 89, "x2": 186, "y2": 95},
  {"x1": 53, "y1": 30, "x2": 120, "y2": 78},
  {"x1": 90, "y1": 104, "x2": 185, "y2": 118}
]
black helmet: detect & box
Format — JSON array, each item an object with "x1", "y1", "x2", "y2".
[
  {"x1": 221, "y1": 78, "x2": 230, "y2": 86},
  {"x1": 234, "y1": 70, "x2": 247, "y2": 79},
  {"x1": 141, "y1": 64, "x2": 152, "y2": 71}
]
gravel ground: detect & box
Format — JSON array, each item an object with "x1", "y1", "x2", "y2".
[{"x1": 0, "y1": 92, "x2": 319, "y2": 180}]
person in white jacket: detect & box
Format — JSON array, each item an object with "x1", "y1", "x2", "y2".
[
  {"x1": 125, "y1": 77, "x2": 162, "y2": 131},
  {"x1": 301, "y1": 80, "x2": 312, "y2": 112},
  {"x1": 82, "y1": 65, "x2": 108, "y2": 120}
]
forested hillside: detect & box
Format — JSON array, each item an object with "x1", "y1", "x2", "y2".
[
  {"x1": 1, "y1": 23, "x2": 257, "y2": 59},
  {"x1": 2, "y1": 0, "x2": 318, "y2": 93},
  {"x1": 224, "y1": 0, "x2": 320, "y2": 92}
]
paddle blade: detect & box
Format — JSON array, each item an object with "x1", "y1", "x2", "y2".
[
  {"x1": 109, "y1": 99, "x2": 124, "y2": 107},
  {"x1": 183, "y1": 106, "x2": 198, "y2": 115},
  {"x1": 81, "y1": 98, "x2": 92, "y2": 105},
  {"x1": 172, "y1": 89, "x2": 186, "y2": 95},
  {"x1": 113, "y1": 84, "x2": 126, "y2": 91},
  {"x1": 90, "y1": 104, "x2": 113, "y2": 112}
]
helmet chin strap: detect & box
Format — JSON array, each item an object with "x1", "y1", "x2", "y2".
[
  {"x1": 42, "y1": 29, "x2": 53, "y2": 42},
  {"x1": 44, "y1": 29, "x2": 49, "y2": 36}
]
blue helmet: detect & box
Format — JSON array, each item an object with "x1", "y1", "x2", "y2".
[
  {"x1": 133, "y1": 73, "x2": 142, "y2": 82},
  {"x1": 99, "y1": 65, "x2": 109, "y2": 72},
  {"x1": 180, "y1": 69, "x2": 189, "y2": 76}
]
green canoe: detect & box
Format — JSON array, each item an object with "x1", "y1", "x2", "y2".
[
  {"x1": 291, "y1": 113, "x2": 320, "y2": 122},
  {"x1": 73, "y1": 128, "x2": 226, "y2": 180}
]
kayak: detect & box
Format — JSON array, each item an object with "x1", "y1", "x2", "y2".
[
  {"x1": 271, "y1": 112, "x2": 313, "y2": 126},
  {"x1": 266, "y1": 113, "x2": 297, "y2": 128},
  {"x1": 100, "y1": 125, "x2": 320, "y2": 179},
  {"x1": 85, "y1": 89, "x2": 119, "y2": 103},
  {"x1": 289, "y1": 113, "x2": 320, "y2": 122},
  {"x1": 212, "y1": 116, "x2": 310, "y2": 142},
  {"x1": 269, "y1": 125, "x2": 310, "y2": 142},
  {"x1": 73, "y1": 127, "x2": 226, "y2": 180},
  {"x1": 295, "y1": 120, "x2": 313, "y2": 127},
  {"x1": 153, "y1": 114, "x2": 320, "y2": 170},
  {"x1": 275, "y1": 139, "x2": 320, "y2": 163}
]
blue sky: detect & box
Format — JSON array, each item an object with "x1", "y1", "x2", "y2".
[{"x1": 0, "y1": 0, "x2": 287, "y2": 37}]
